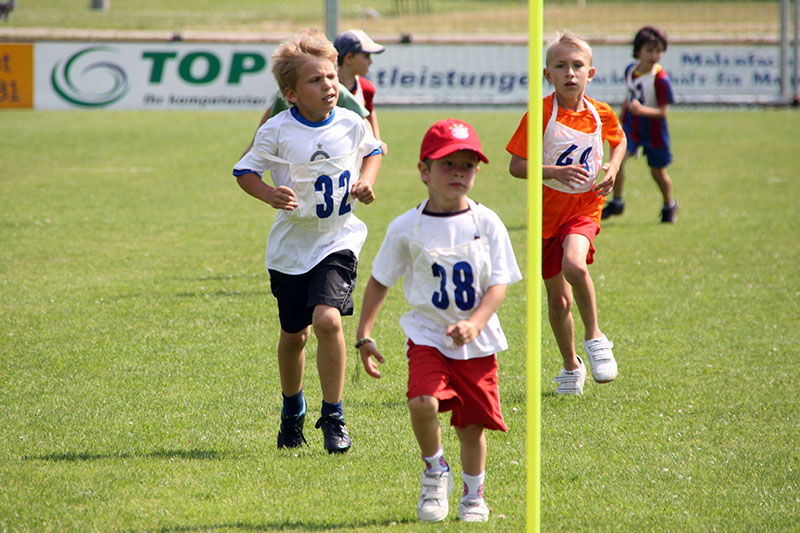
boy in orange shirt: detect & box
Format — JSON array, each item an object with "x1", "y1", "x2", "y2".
[{"x1": 506, "y1": 31, "x2": 626, "y2": 394}]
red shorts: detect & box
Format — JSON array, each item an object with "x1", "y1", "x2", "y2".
[
  {"x1": 542, "y1": 217, "x2": 600, "y2": 279},
  {"x1": 542, "y1": 187, "x2": 603, "y2": 239},
  {"x1": 542, "y1": 187, "x2": 602, "y2": 280},
  {"x1": 406, "y1": 340, "x2": 507, "y2": 431}
]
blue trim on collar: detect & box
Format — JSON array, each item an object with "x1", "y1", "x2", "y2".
[{"x1": 291, "y1": 106, "x2": 335, "y2": 127}]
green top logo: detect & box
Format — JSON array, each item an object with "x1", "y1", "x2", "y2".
[{"x1": 51, "y1": 46, "x2": 129, "y2": 107}]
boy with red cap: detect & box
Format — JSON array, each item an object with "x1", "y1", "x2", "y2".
[{"x1": 355, "y1": 119, "x2": 522, "y2": 523}]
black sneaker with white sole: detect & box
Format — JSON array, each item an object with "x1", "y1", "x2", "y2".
[{"x1": 315, "y1": 413, "x2": 351, "y2": 454}]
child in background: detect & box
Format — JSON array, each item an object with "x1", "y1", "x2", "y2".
[
  {"x1": 602, "y1": 25, "x2": 678, "y2": 223},
  {"x1": 506, "y1": 31, "x2": 625, "y2": 394},
  {"x1": 356, "y1": 119, "x2": 521, "y2": 522},
  {"x1": 334, "y1": 29, "x2": 388, "y2": 155},
  {"x1": 233, "y1": 29, "x2": 382, "y2": 453}
]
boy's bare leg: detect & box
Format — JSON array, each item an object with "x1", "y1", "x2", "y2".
[
  {"x1": 312, "y1": 304, "x2": 346, "y2": 404},
  {"x1": 277, "y1": 327, "x2": 310, "y2": 396},
  {"x1": 561, "y1": 234, "x2": 602, "y2": 341},
  {"x1": 611, "y1": 154, "x2": 629, "y2": 198},
  {"x1": 408, "y1": 395, "x2": 441, "y2": 457},
  {"x1": 650, "y1": 167, "x2": 673, "y2": 205},
  {"x1": 455, "y1": 425, "x2": 486, "y2": 476},
  {"x1": 543, "y1": 274, "x2": 581, "y2": 371}
]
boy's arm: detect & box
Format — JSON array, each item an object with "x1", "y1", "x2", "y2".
[
  {"x1": 628, "y1": 99, "x2": 668, "y2": 119},
  {"x1": 367, "y1": 110, "x2": 388, "y2": 155},
  {"x1": 446, "y1": 284, "x2": 507, "y2": 347},
  {"x1": 240, "y1": 100, "x2": 277, "y2": 159},
  {"x1": 235, "y1": 172, "x2": 298, "y2": 211},
  {"x1": 594, "y1": 135, "x2": 628, "y2": 197},
  {"x1": 350, "y1": 152, "x2": 382, "y2": 205},
  {"x1": 509, "y1": 154, "x2": 528, "y2": 179},
  {"x1": 356, "y1": 276, "x2": 390, "y2": 379}
]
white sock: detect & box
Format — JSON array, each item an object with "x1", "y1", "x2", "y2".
[
  {"x1": 422, "y1": 446, "x2": 449, "y2": 473},
  {"x1": 462, "y1": 471, "x2": 485, "y2": 500}
]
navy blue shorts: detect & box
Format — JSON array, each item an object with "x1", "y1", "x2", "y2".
[
  {"x1": 268, "y1": 250, "x2": 358, "y2": 334},
  {"x1": 626, "y1": 141, "x2": 672, "y2": 169}
]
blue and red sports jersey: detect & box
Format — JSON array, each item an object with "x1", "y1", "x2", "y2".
[{"x1": 620, "y1": 63, "x2": 674, "y2": 149}]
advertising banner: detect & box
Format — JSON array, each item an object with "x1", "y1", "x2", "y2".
[
  {"x1": 29, "y1": 41, "x2": 787, "y2": 110},
  {"x1": 1, "y1": 43, "x2": 34, "y2": 108},
  {"x1": 371, "y1": 43, "x2": 785, "y2": 105},
  {"x1": 35, "y1": 41, "x2": 278, "y2": 110},
  {"x1": 370, "y1": 43, "x2": 529, "y2": 105},
  {"x1": 582, "y1": 44, "x2": 784, "y2": 104}
]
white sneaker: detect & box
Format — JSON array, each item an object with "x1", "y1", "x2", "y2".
[
  {"x1": 458, "y1": 498, "x2": 489, "y2": 522},
  {"x1": 417, "y1": 470, "x2": 453, "y2": 522},
  {"x1": 584, "y1": 334, "x2": 618, "y2": 383},
  {"x1": 554, "y1": 356, "x2": 586, "y2": 395}
]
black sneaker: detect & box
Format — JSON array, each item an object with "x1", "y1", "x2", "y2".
[
  {"x1": 601, "y1": 198, "x2": 625, "y2": 219},
  {"x1": 661, "y1": 200, "x2": 679, "y2": 223},
  {"x1": 277, "y1": 411, "x2": 307, "y2": 449},
  {"x1": 315, "y1": 413, "x2": 351, "y2": 454}
]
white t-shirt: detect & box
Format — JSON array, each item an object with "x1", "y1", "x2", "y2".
[
  {"x1": 371, "y1": 200, "x2": 522, "y2": 360},
  {"x1": 234, "y1": 107, "x2": 381, "y2": 274}
]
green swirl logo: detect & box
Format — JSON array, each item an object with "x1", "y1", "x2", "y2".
[{"x1": 51, "y1": 46, "x2": 129, "y2": 107}]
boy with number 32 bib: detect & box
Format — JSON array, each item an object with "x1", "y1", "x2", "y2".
[
  {"x1": 233, "y1": 29, "x2": 382, "y2": 454},
  {"x1": 356, "y1": 119, "x2": 521, "y2": 522}
]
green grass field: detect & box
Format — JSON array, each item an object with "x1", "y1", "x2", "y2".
[{"x1": 1, "y1": 108, "x2": 798, "y2": 531}]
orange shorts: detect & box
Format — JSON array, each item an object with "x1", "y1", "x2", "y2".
[
  {"x1": 406, "y1": 340, "x2": 507, "y2": 431},
  {"x1": 542, "y1": 187, "x2": 603, "y2": 279}
]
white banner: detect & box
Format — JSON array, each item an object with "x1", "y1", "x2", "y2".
[
  {"x1": 32, "y1": 41, "x2": 787, "y2": 109},
  {"x1": 372, "y1": 43, "x2": 786, "y2": 105},
  {"x1": 584, "y1": 44, "x2": 783, "y2": 104},
  {"x1": 370, "y1": 43, "x2": 529, "y2": 105},
  {"x1": 35, "y1": 42, "x2": 278, "y2": 109}
]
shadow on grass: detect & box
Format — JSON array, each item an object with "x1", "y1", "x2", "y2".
[
  {"x1": 156, "y1": 517, "x2": 416, "y2": 532},
  {"x1": 102, "y1": 289, "x2": 266, "y2": 301},
  {"x1": 22, "y1": 448, "x2": 225, "y2": 462},
  {"x1": 175, "y1": 289, "x2": 265, "y2": 298}
]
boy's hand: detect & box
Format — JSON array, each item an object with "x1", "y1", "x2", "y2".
[
  {"x1": 446, "y1": 320, "x2": 480, "y2": 347},
  {"x1": 594, "y1": 163, "x2": 617, "y2": 197},
  {"x1": 628, "y1": 100, "x2": 644, "y2": 115},
  {"x1": 350, "y1": 181, "x2": 375, "y2": 204},
  {"x1": 358, "y1": 343, "x2": 384, "y2": 379},
  {"x1": 550, "y1": 164, "x2": 592, "y2": 190},
  {"x1": 267, "y1": 185, "x2": 299, "y2": 210}
]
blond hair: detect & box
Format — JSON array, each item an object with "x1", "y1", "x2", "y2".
[
  {"x1": 271, "y1": 28, "x2": 338, "y2": 93},
  {"x1": 545, "y1": 31, "x2": 593, "y2": 67}
]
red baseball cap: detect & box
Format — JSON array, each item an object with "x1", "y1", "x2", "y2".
[{"x1": 419, "y1": 119, "x2": 489, "y2": 164}]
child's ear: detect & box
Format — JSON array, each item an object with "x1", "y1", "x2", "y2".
[
  {"x1": 418, "y1": 161, "x2": 430, "y2": 184},
  {"x1": 543, "y1": 68, "x2": 551, "y2": 84},
  {"x1": 587, "y1": 65, "x2": 596, "y2": 83},
  {"x1": 283, "y1": 86, "x2": 298, "y2": 105}
]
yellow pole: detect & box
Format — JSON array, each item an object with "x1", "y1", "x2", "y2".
[{"x1": 527, "y1": 1, "x2": 543, "y2": 531}]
